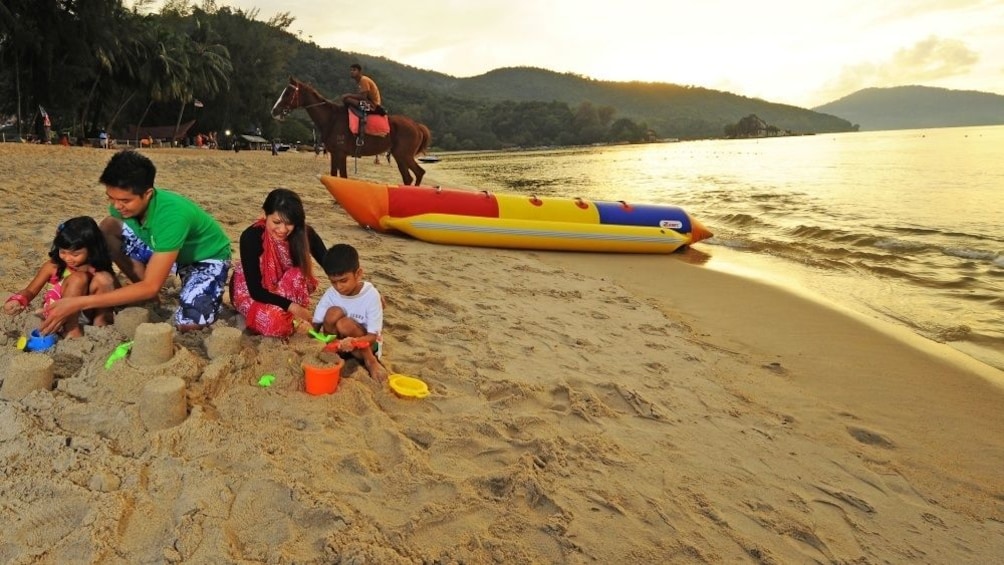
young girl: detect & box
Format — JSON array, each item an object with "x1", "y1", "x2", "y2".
[
  {"x1": 3, "y1": 216, "x2": 116, "y2": 338},
  {"x1": 230, "y1": 188, "x2": 327, "y2": 337}
]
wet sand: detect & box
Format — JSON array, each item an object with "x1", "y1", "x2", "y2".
[{"x1": 1, "y1": 143, "x2": 1002, "y2": 563}]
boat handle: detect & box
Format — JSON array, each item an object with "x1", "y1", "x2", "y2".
[
  {"x1": 574, "y1": 197, "x2": 589, "y2": 209},
  {"x1": 529, "y1": 195, "x2": 543, "y2": 206},
  {"x1": 618, "y1": 200, "x2": 634, "y2": 211},
  {"x1": 480, "y1": 190, "x2": 492, "y2": 198}
]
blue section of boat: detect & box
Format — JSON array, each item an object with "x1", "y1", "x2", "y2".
[{"x1": 595, "y1": 202, "x2": 693, "y2": 233}]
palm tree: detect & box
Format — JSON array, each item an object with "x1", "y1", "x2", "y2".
[
  {"x1": 70, "y1": 0, "x2": 140, "y2": 138},
  {"x1": 133, "y1": 26, "x2": 189, "y2": 144},
  {"x1": 172, "y1": 18, "x2": 232, "y2": 141},
  {"x1": 0, "y1": 0, "x2": 49, "y2": 138},
  {"x1": 104, "y1": 15, "x2": 161, "y2": 135}
]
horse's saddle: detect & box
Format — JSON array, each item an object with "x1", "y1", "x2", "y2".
[{"x1": 348, "y1": 107, "x2": 390, "y2": 137}]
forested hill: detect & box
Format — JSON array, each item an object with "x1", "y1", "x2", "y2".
[
  {"x1": 340, "y1": 59, "x2": 855, "y2": 139},
  {"x1": 0, "y1": 4, "x2": 852, "y2": 151},
  {"x1": 812, "y1": 86, "x2": 1004, "y2": 131}
]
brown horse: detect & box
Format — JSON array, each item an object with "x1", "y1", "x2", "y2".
[{"x1": 271, "y1": 77, "x2": 431, "y2": 186}]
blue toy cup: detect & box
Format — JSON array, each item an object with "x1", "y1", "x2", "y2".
[{"x1": 25, "y1": 329, "x2": 58, "y2": 352}]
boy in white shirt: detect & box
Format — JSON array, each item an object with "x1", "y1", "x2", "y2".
[{"x1": 312, "y1": 243, "x2": 388, "y2": 381}]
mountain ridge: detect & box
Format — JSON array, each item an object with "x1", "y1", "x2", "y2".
[
  {"x1": 336, "y1": 55, "x2": 854, "y2": 138},
  {"x1": 812, "y1": 85, "x2": 1004, "y2": 131},
  {"x1": 293, "y1": 45, "x2": 1002, "y2": 142}
]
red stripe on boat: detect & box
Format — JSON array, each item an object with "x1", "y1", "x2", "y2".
[{"x1": 388, "y1": 186, "x2": 499, "y2": 219}]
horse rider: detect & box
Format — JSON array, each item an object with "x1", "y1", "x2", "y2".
[{"x1": 341, "y1": 63, "x2": 385, "y2": 145}]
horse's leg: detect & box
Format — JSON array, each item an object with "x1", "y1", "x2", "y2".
[
  {"x1": 338, "y1": 153, "x2": 349, "y2": 178},
  {"x1": 409, "y1": 128, "x2": 428, "y2": 185},
  {"x1": 329, "y1": 152, "x2": 337, "y2": 176},
  {"x1": 413, "y1": 161, "x2": 426, "y2": 186},
  {"x1": 400, "y1": 135, "x2": 425, "y2": 185},
  {"x1": 391, "y1": 152, "x2": 416, "y2": 185}
]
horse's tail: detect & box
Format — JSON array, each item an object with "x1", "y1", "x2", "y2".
[{"x1": 416, "y1": 123, "x2": 432, "y2": 156}]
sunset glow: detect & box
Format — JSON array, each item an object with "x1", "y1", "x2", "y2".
[{"x1": 144, "y1": 0, "x2": 1004, "y2": 107}]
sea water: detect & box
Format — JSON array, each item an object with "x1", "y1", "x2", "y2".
[{"x1": 428, "y1": 125, "x2": 1004, "y2": 370}]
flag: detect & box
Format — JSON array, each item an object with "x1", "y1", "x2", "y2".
[{"x1": 193, "y1": 99, "x2": 205, "y2": 108}]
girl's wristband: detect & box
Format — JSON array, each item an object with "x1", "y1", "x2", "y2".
[{"x1": 5, "y1": 293, "x2": 29, "y2": 307}]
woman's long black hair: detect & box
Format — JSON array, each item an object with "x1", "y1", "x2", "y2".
[
  {"x1": 262, "y1": 188, "x2": 312, "y2": 278},
  {"x1": 48, "y1": 216, "x2": 114, "y2": 274}
]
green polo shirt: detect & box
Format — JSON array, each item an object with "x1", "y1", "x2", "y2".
[{"x1": 110, "y1": 188, "x2": 231, "y2": 264}]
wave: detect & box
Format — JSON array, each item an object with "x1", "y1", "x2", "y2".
[
  {"x1": 715, "y1": 213, "x2": 770, "y2": 228},
  {"x1": 935, "y1": 325, "x2": 973, "y2": 342},
  {"x1": 785, "y1": 225, "x2": 845, "y2": 240},
  {"x1": 934, "y1": 276, "x2": 982, "y2": 289},
  {"x1": 886, "y1": 225, "x2": 943, "y2": 236},
  {"x1": 703, "y1": 237, "x2": 758, "y2": 250},
  {"x1": 872, "y1": 238, "x2": 932, "y2": 253},
  {"x1": 942, "y1": 247, "x2": 1000, "y2": 261},
  {"x1": 783, "y1": 225, "x2": 881, "y2": 246},
  {"x1": 943, "y1": 230, "x2": 1004, "y2": 244},
  {"x1": 744, "y1": 225, "x2": 998, "y2": 266}
]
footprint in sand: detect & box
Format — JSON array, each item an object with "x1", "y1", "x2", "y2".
[
  {"x1": 598, "y1": 384, "x2": 666, "y2": 421},
  {"x1": 14, "y1": 496, "x2": 92, "y2": 550},
  {"x1": 549, "y1": 386, "x2": 570, "y2": 413},
  {"x1": 638, "y1": 323, "x2": 671, "y2": 337},
  {"x1": 846, "y1": 426, "x2": 895, "y2": 448},
  {"x1": 814, "y1": 483, "x2": 876, "y2": 514},
  {"x1": 762, "y1": 361, "x2": 786, "y2": 374}
]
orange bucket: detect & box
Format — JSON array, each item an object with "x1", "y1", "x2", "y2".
[{"x1": 303, "y1": 360, "x2": 343, "y2": 395}]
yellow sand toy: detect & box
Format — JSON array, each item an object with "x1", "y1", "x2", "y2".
[{"x1": 388, "y1": 374, "x2": 429, "y2": 398}]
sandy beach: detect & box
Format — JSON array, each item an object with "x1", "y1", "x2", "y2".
[{"x1": 1, "y1": 143, "x2": 1002, "y2": 564}]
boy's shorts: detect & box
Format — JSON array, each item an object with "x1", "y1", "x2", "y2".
[{"x1": 121, "y1": 224, "x2": 230, "y2": 326}]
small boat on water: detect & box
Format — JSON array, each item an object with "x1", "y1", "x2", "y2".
[
  {"x1": 319, "y1": 176, "x2": 712, "y2": 254},
  {"x1": 417, "y1": 155, "x2": 441, "y2": 163}
]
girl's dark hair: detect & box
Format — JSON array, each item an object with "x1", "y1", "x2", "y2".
[
  {"x1": 262, "y1": 188, "x2": 312, "y2": 278},
  {"x1": 49, "y1": 216, "x2": 114, "y2": 273}
]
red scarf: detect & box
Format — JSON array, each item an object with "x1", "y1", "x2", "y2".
[
  {"x1": 232, "y1": 219, "x2": 317, "y2": 336},
  {"x1": 255, "y1": 218, "x2": 317, "y2": 302}
]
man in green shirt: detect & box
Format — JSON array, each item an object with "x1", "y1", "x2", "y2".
[{"x1": 41, "y1": 150, "x2": 231, "y2": 333}]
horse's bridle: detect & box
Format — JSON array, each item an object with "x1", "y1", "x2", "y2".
[{"x1": 278, "y1": 82, "x2": 328, "y2": 117}]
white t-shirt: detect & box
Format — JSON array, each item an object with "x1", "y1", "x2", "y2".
[{"x1": 312, "y1": 281, "x2": 384, "y2": 355}]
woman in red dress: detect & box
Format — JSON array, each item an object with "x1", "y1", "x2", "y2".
[{"x1": 230, "y1": 188, "x2": 327, "y2": 336}]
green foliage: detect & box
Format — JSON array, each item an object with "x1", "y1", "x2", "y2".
[
  {"x1": 724, "y1": 114, "x2": 782, "y2": 138},
  {"x1": 0, "y1": 1, "x2": 288, "y2": 142},
  {"x1": 0, "y1": 2, "x2": 854, "y2": 148}
]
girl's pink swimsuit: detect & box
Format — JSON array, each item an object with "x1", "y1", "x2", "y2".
[{"x1": 42, "y1": 267, "x2": 92, "y2": 314}]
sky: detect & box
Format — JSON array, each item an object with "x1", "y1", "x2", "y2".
[{"x1": 145, "y1": 0, "x2": 1004, "y2": 108}]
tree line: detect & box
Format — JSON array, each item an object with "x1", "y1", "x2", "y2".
[
  {"x1": 724, "y1": 114, "x2": 786, "y2": 138},
  {"x1": 0, "y1": 1, "x2": 656, "y2": 149}
]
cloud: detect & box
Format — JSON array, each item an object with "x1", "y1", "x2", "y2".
[
  {"x1": 886, "y1": 36, "x2": 979, "y2": 80},
  {"x1": 815, "y1": 36, "x2": 979, "y2": 103}
]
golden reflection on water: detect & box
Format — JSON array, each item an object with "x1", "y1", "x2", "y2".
[{"x1": 432, "y1": 126, "x2": 1004, "y2": 371}]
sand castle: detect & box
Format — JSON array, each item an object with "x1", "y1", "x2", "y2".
[{"x1": 1, "y1": 353, "x2": 55, "y2": 400}]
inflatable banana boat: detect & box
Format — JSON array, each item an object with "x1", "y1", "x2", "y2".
[{"x1": 319, "y1": 176, "x2": 712, "y2": 254}]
